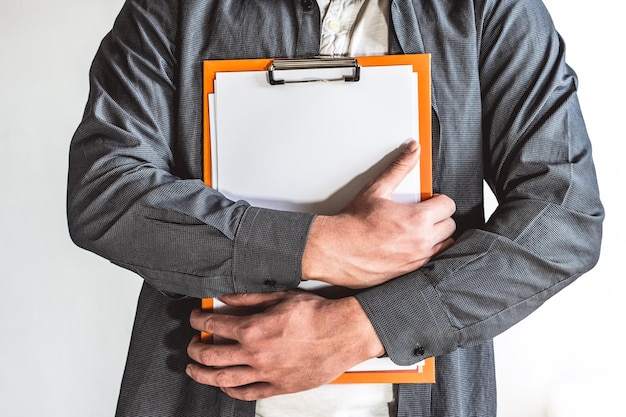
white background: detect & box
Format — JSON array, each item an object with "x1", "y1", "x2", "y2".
[{"x1": 0, "y1": 1, "x2": 623, "y2": 416}]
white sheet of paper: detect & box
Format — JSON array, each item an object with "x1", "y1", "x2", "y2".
[
  {"x1": 208, "y1": 64, "x2": 423, "y2": 373},
  {"x1": 211, "y1": 64, "x2": 420, "y2": 215}
]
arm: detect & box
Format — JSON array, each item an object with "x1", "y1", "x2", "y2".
[
  {"x1": 185, "y1": 0, "x2": 601, "y2": 399},
  {"x1": 67, "y1": 1, "x2": 454, "y2": 298},
  {"x1": 187, "y1": 292, "x2": 384, "y2": 401},
  {"x1": 355, "y1": 0, "x2": 604, "y2": 366},
  {"x1": 302, "y1": 140, "x2": 456, "y2": 288},
  {"x1": 67, "y1": 1, "x2": 313, "y2": 298},
  {"x1": 186, "y1": 144, "x2": 456, "y2": 400}
]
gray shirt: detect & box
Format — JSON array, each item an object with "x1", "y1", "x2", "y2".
[{"x1": 67, "y1": 0, "x2": 604, "y2": 416}]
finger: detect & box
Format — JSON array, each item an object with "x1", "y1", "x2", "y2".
[
  {"x1": 433, "y1": 216, "x2": 457, "y2": 239},
  {"x1": 408, "y1": 237, "x2": 455, "y2": 270},
  {"x1": 417, "y1": 194, "x2": 457, "y2": 222},
  {"x1": 189, "y1": 309, "x2": 246, "y2": 340},
  {"x1": 186, "y1": 363, "x2": 261, "y2": 389},
  {"x1": 431, "y1": 237, "x2": 455, "y2": 256},
  {"x1": 221, "y1": 382, "x2": 277, "y2": 401},
  {"x1": 187, "y1": 335, "x2": 247, "y2": 367},
  {"x1": 365, "y1": 140, "x2": 420, "y2": 198},
  {"x1": 424, "y1": 217, "x2": 456, "y2": 252}
]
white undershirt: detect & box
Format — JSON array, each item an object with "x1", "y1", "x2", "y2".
[
  {"x1": 256, "y1": 1, "x2": 393, "y2": 416},
  {"x1": 317, "y1": 0, "x2": 390, "y2": 57}
]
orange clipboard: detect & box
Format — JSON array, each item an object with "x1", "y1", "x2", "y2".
[{"x1": 201, "y1": 55, "x2": 435, "y2": 384}]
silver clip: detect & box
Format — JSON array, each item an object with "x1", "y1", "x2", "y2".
[{"x1": 268, "y1": 58, "x2": 361, "y2": 85}]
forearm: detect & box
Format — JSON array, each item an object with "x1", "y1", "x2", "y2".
[
  {"x1": 67, "y1": 0, "x2": 314, "y2": 298},
  {"x1": 301, "y1": 141, "x2": 456, "y2": 289},
  {"x1": 357, "y1": 82, "x2": 603, "y2": 366},
  {"x1": 67, "y1": 162, "x2": 313, "y2": 298},
  {"x1": 356, "y1": 0, "x2": 603, "y2": 365},
  {"x1": 356, "y1": 203, "x2": 602, "y2": 365}
]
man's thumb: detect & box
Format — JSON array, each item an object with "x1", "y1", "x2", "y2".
[{"x1": 367, "y1": 140, "x2": 419, "y2": 198}]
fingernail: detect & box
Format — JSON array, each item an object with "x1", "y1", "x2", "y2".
[
  {"x1": 402, "y1": 139, "x2": 418, "y2": 153},
  {"x1": 185, "y1": 365, "x2": 192, "y2": 377}
]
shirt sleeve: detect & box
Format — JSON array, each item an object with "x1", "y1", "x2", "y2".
[
  {"x1": 66, "y1": 0, "x2": 314, "y2": 298},
  {"x1": 355, "y1": 0, "x2": 604, "y2": 365}
]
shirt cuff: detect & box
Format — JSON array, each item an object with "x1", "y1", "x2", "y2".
[
  {"x1": 355, "y1": 272, "x2": 458, "y2": 366},
  {"x1": 232, "y1": 206, "x2": 315, "y2": 293}
]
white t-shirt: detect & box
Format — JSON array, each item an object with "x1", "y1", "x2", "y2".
[
  {"x1": 255, "y1": 384, "x2": 394, "y2": 417},
  {"x1": 317, "y1": 0, "x2": 389, "y2": 57},
  {"x1": 256, "y1": 1, "x2": 394, "y2": 416}
]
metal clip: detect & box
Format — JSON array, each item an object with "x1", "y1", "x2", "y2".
[{"x1": 268, "y1": 58, "x2": 361, "y2": 85}]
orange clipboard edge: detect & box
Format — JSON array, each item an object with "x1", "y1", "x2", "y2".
[
  {"x1": 201, "y1": 55, "x2": 434, "y2": 384},
  {"x1": 331, "y1": 357, "x2": 435, "y2": 384}
]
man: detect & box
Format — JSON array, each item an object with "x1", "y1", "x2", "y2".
[{"x1": 67, "y1": 0, "x2": 603, "y2": 416}]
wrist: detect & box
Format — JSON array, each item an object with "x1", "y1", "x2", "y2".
[
  {"x1": 302, "y1": 215, "x2": 333, "y2": 281},
  {"x1": 337, "y1": 296, "x2": 385, "y2": 360}
]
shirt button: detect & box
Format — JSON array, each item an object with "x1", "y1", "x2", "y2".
[
  {"x1": 301, "y1": 0, "x2": 313, "y2": 11},
  {"x1": 328, "y1": 20, "x2": 341, "y2": 33},
  {"x1": 413, "y1": 346, "x2": 425, "y2": 356},
  {"x1": 264, "y1": 279, "x2": 277, "y2": 287}
]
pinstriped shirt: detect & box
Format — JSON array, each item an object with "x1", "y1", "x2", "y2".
[{"x1": 67, "y1": 0, "x2": 603, "y2": 416}]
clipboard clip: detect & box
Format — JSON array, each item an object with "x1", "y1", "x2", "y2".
[{"x1": 268, "y1": 58, "x2": 361, "y2": 85}]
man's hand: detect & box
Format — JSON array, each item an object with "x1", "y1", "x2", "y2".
[
  {"x1": 186, "y1": 292, "x2": 384, "y2": 401},
  {"x1": 302, "y1": 140, "x2": 456, "y2": 288}
]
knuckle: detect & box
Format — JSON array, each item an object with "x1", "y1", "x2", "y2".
[
  {"x1": 238, "y1": 389, "x2": 260, "y2": 402},
  {"x1": 412, "y1": 206, "x2": 429, "y2": 222},
  {"x1": 199, "y1": 349, "x2": 217, "y2": 366},
  {"x1": 202, "y1": 315, "x2": 216, "y2": 332},
  {"x1": 186, "y1": 365, "x2": 207, "y2": 385},
  {"x1": 440, "y1": 194, "x2": 456, "y2": 212},
  {"x1": 190, "y1": 309, "x2": 210, "y2": 330},
  {"x1": 413, "y1": 240, "x2": 431, "y2": 256},
  {"x1": 238, "y1": 322, "x2": 262, "y2": 343},
  {"x1": 215, "y1": 370, "x2": 234, "y2": 387},
  {"x1": 447, "y1": 218, "x2": 457, "y2": 233},
  {"x1": 249, "y1": 350, "x2": 272, "y2": 370}
]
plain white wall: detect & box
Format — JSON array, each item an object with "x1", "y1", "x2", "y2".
[
  {"x1": 0, "y1": 1, "x2": 623, "y2": 416},
  {"x1": 1, "y1": 2, "x2": 136, "y2": 416}
]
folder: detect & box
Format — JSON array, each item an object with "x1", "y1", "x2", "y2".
[{"x1": 201, "y1": 55, "x2": 434, "y2": 384}]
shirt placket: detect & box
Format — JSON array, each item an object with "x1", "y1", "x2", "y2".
[{"x1": 319, "y1": 0, "x2": 366, "y2": 56}]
